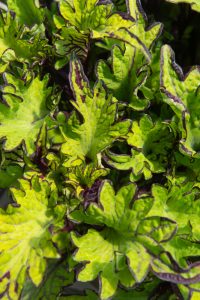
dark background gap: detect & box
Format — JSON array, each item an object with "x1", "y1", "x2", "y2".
[{"x1": 141, "y1": 0, "x2": 200, "y2": 70}]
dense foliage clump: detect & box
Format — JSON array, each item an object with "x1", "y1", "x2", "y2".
[{"x1": 0, "y1": 0, "x2": 200, "y2": 299}]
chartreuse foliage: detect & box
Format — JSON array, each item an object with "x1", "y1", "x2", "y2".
[
  {"x1": 97, "y1": 0, "x2": 162, "y2": 108},
  {"x1": 0, "y1": 0, "x2": 200, "y2": 299},
  {"x1": 0, "y1": 73, "x2": 57, "y2": 154},
  {"x1": 161, "y1": 45, "x2": 200, "y2": 157},
  {"x1": 0, "y1": 177, "x2": 64, "y2": 299},
  {"x1": 70, "y1": 182, "x2": 166, "y2": 299},
  {"x1": 70, "y1": 180, "x2": 200, "y2": 299},
  {"x1": 55, "y1": 0, "x2": 152, "y2": 68},
  {"x1": 7, "y1": 0, "x2": 44, "y2": 26},
  {"x1": 0, "y1": 12, "x2": 48, "y2": 73},
  {"x1": 105, "y1": 114, "x2": 174, "y2": 180},
  {"x1": 57, "y1": 58, "x2": 131, "y2": 163}
]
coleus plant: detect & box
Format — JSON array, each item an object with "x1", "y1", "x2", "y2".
[{"x1": 0, "y1": 0, "x2": 200, "y2": 299}]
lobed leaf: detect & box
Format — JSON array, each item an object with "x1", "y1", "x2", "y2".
[
  {"x1": 0, "y1": 177, "x2": 62, "y2": 299},
  {"x1": 160, "y1": 44, "x2": 200, "y2": 156},
  {"x1": 70, "y1": 181, "x2": 181, "y2": 299},
  {"x1": 0, "y1": 13, "x2": 48, "y2": 72},
  {"x1": 55, "y1": 0, "x2": 155, "y2": 66},
  {"x1": 7, "y1": 0, "x2": 44, "y2": 26},
  {"x1": 0, "y1": 73, "x2": 56, "y2": 154},
  {"x1": 105, "y1": 115, "x2": 174, "y2": 180},
  {"x1": 58, "y1": 58, "x2": 131, "y2": 162}
]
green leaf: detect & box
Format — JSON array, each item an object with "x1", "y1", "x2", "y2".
[
  {"x1": 71, "y1": 179, "x2": 200, "y2": 295},
  {"x1": 72, "y1": 181, "x2": 141, "y2": 230},
  {"x1": 59, "y1": 58, "x2": 131, "y2": 162},
  {"x1": 177, "y1": 282, "x2": 200, "y2": 300},
  {"x1": 96, "y1": 0, "x2": 162, "y2": 102},
  {"x1": 0, "y1": 178, "x2": 61, "y2": 299},
  {"x1": 175, "y1": 152, "x2": 200, "y2": 180},
  {"x1": 151, "y1": 256, "x2": 200, "y2": 285},
  {"x1": 91, "y1": 13, "x2": 151, "y2": 62},
  {"x1": 97, "y1": 44, "x2": 149, "y2": 106},
  {"x1": 7, "y1": 0, "x2": 44, "y2": 26},
  {"x1": 0, "y1": 73, "x2": 55, "y2": 154},
  {"x1": 70, "y1": 181, "x2": 179, "y2": 298},
  {"x1": 21, "y1": 260, "x2": 74, "y2": 300},
  {"x1": 0, "y1": 164, "x2": 23, "y2": 188},
  {"x1": 147, "y1": 177, "x2": 200, "y2": 263},
  {"x1": 148, "y1": 179, "x2": 195, "y2": 231},
  {"x1": 55, "y1": 27, "x2": 89, "y2": 66},
  {"x1": 139, "y1": 45, "x2": 162, "y2": 103},
  {"x1": 166, "y1": 0, "x2": 200, "y2": 12},
  {"x1": 105, "y1": 115, "x2": 174, "y2": 180},
  {"x1": 0, "y1": 13, "x2": 48, "y2": 69},
  {"x1": 126, "y1": 0, "x2": 163, "y2": 49},
  {"x1": 59, "y1": 0, "x2": 113, "y2": 31},
  {"x1": 55, "y1": 0, "x2": 113, "y2": 65},
  {"x1": 56, "y1": 0, "x2": 152, "y2": 65},
  {"x1": 72, "y1": 228, "x2": 139, "y2": 300},
  {"x1": 70, "y1": 182, "x2": 152, "y2": 298},
  {"x1": 138, "y1": 217, "x2": 177, "y2": 243},
  {"x1": 105, "y1": 149, "x2": 163, "y2": 181},
  {"x1": 160, "y1": 45, "x2": 200, "y2": 156},
  {"x1": 66, "y1": 161, "x2": 109, "y2": 189}
]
